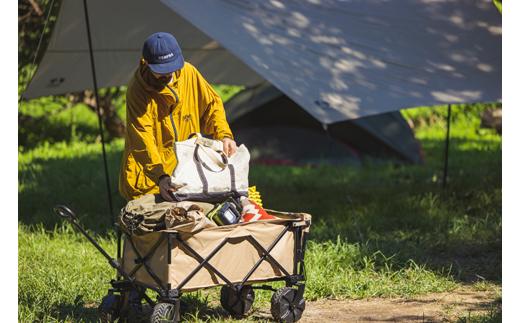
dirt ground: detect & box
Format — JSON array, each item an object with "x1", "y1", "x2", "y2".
[{"x1": 253, "y1": 287, "x2": 500, "y2": 323}]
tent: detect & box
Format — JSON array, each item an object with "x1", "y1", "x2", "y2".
[
  {"x1": 21, "y1": 0, "x2": 500, "y2": 161},
  {"x1": 23, "y1": 0, "x2": 501, "y2": 122},
  {"x1": 226, "y1": 83, "x2": 423, "y2": 164},
  {"x1": 22, "y1": 0, "x2": 262, "y2": 99}
]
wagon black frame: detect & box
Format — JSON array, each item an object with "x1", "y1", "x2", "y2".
[{"x1": 53, "y1": 205, "x2": 309, "y2": 320}]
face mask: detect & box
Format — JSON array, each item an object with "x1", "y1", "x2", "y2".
[
  {"x1": 156, "y1": 75, "x2": 171, "y2": 85},
  {"x1": 143, "y1": 66, "x2": 173, "y2": 90}
]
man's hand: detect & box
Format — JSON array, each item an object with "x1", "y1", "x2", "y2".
[
  {"x1": 222, "y1": 137, "x2": 237, "y2": 157},
  {"x1": 159, "y1": 175, "x2": 176, "y2": 202}
]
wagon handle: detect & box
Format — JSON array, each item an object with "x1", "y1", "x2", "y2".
[
  {"x1": 54, "y1": 205, "x2": 78, "y2": 221},
  {"x1": 52, "y1": 204, "x2": 134, "y2": 280},
  {"x1": 52, "y1": 205, "x2": 157, "y2": 305}
]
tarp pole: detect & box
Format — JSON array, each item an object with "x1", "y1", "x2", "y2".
[
  {"x1": 82, "y1": 0, "x2": 115, "y2": 220},
  {"x1": 442, "y1": 104, "x2": 452, "y2": 188}
]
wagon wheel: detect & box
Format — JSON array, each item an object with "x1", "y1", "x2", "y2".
[
  {"x1": 98, "y1": 293, "x2": 122, "y2": 323},
  {"x1": 119, "y1": 289, "x2": 151, "y2": 322},
  {"x1": 270, "y1": 287, "x2": 306, "y2": 322},
  {"x1": 220, "y1": 285, "x2": 255, "y2": 318},
  {"x1": 150, "y1": 302, "x2": 179, "y2": 323}
]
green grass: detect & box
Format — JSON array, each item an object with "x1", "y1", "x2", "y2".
[
  {"x1": 18, "y1": 224, "x2": 115, "y2": 322},
  {"x1": 19, "y1": 139, "x2": 126, "y2": 233},
  {"x1": 305, "y1": 238, "x2": 457, "y2": 299},
  {"x1": 456, "y1": 309, "x2": 502, "y2": 323},
  {"x1": 18, "y1": 103, "x2": 501, "y2": 321}
]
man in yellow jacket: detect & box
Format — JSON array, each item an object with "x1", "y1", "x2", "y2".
[{"x1": 119, "y1": 32, "x2": 237, "y2": 202}]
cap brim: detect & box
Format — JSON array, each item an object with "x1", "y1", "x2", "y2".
[{"x1": 148, "y1": 56, "x2": 184, "y2": 74}]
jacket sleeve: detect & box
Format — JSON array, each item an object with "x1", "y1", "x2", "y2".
[
  {"x1": 126, "y1": 93, "x2": 167, "y2": 184},
  {"x1": 192, "y1": 66, "x2": 234, "y2": 140}
]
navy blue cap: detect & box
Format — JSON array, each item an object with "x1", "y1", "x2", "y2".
[{"x1": 142, "y1": 32, "x2": 184, "y2": 74}]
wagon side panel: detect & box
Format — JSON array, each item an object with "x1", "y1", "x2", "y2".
[{"x1": 168, "y1": 222, "x2": 295, "y2": 291}]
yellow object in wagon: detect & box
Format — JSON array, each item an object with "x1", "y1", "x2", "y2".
[{"x1": 248, "y1": 186, "x2": 263, "y2": 207}]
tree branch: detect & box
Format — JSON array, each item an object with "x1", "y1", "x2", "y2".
[{"x1": 28, "y1": 0, "x2": 43, "y2": 16}]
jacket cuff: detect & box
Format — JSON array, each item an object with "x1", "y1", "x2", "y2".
[
  {"x1": 146, "y1": 165, "x2": 168, "y2": 185},
  {"x1": 215, "y1": 131, "x2": 234, "y2": 141},
  {"x1": 157, "y1": 174, "x2": 170, "y2": 183}
]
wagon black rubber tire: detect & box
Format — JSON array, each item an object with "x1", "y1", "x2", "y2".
[
  {"x1": 220, "y1": 285, "x2": 255, "y2": 318},
  {"x1": 150, "y1": 302, "x2": 179, "y2": 323},
  {"x1": 98, "y1": 293, "x2": 121, "y2": 322},
  {"x1": 270, "y1": 287, "x2": 305, "y2": 322},
  {"x1": 119, "y1": 289, "x2": 150, "y2": 323}
]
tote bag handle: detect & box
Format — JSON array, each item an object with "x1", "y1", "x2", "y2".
[{"x1": 194, "y1": 144, "x2": 228, "y2": 173}]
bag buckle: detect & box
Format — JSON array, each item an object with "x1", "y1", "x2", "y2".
[
  {"x1": 195, "y1": 136, "x2": 217, "y2": 148},
  {"x1": 191, "y1": 133, "x2": 223, "y2": 152}
]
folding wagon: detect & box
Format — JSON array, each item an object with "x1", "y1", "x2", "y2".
[{"x1": 54, "y1": 205, "x2": 311, "y2": 322}]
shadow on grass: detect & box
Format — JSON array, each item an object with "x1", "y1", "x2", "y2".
[
  {"x1": 179, "y1": 293, "x2": 230, "y2": 321},
  {"x1": 180, "y1": 292, "x2": 280, "y2": 322},
  {"x1": 19, "y1": 294, "x2": 99, "y2": 323},
  {"x1": 19, "y1": 148, "x2": 126, "y2": 235},
  {"x1": 53, "y1": 302, "x2": 99, "y2": 323}
]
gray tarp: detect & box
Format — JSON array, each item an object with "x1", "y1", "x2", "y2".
[
  {"x1": 226, "y1": 83, "x2": 423, "y2": 163},
  {"x1": 22, "y1": 0, "x2": 262, "y2": 99},
  {"x1": 23, "y1": 0, "x2": 501, "y2": 123},
  {"x1": 163, "y1": 0, "x2": 501, "y2": 123}
]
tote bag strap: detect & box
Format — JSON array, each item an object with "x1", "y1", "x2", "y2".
[
  {"x1": 192, "y1": 136, "x2": 239, "y2": 195},
  {"x1": 194, "y1": 143, "x2": 228, "y2": 172}
]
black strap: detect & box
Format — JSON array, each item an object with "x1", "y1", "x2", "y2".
[
  {"x1": 194, "y1": 146, "x2": 209, "y2": 195},
  {"x1": 193, "y1": 144, "x2": 238, "y2": 196},
  {"x1": 194, "y1": 144, "x2": 228, "y2": 173},
  {"x1": 228, "y1": 164, "x2": 237, "y2": 193}
]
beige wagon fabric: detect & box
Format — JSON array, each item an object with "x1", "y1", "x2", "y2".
[{"x1": 122, "y1": 212, "x2": 310, "y2": 291}]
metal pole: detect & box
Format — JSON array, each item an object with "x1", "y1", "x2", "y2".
[
  {"x1": 442, "y1": 104, "x2": 452, "y2": 188},
  {"x1": 82, "y1": 0, "x2": 115, "y2": 219}
]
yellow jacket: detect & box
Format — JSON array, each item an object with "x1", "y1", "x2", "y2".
[{"x1": 119, "y1": 60, "x2": 233, "y2": 201}]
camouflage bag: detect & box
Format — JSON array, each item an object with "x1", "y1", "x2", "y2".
[{"x1": 119, "y1": 194, "x2": 215, "y2": 235}]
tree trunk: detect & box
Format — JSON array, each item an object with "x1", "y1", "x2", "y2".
[
  {"x1": 480, "y1": 107, "x2": 502, "y2": 135},
  {"x1": 68, "y1": 88, "x2": 126, "y2": 139}
]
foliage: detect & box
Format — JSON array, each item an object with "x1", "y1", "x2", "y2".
[
  {"x1": 492, "y1": 0, "x2": 502, "y2": 14},
  {"x1": 213, "y1": 84, "x2": 243, "y2": 102},
  {"x1": 401, "y1": 103, "x2": 500, "y2": 130},
  {"x1": 19, "y1": 0, "x2": 61, "y2": 93},
  {"x1": 19, "y1": 99, "x2": 99, "y2": 148}
]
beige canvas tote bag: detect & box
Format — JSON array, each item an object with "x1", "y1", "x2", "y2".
[{"x1": 170, "y1": 134, "x2": 250, "y2": 202}]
